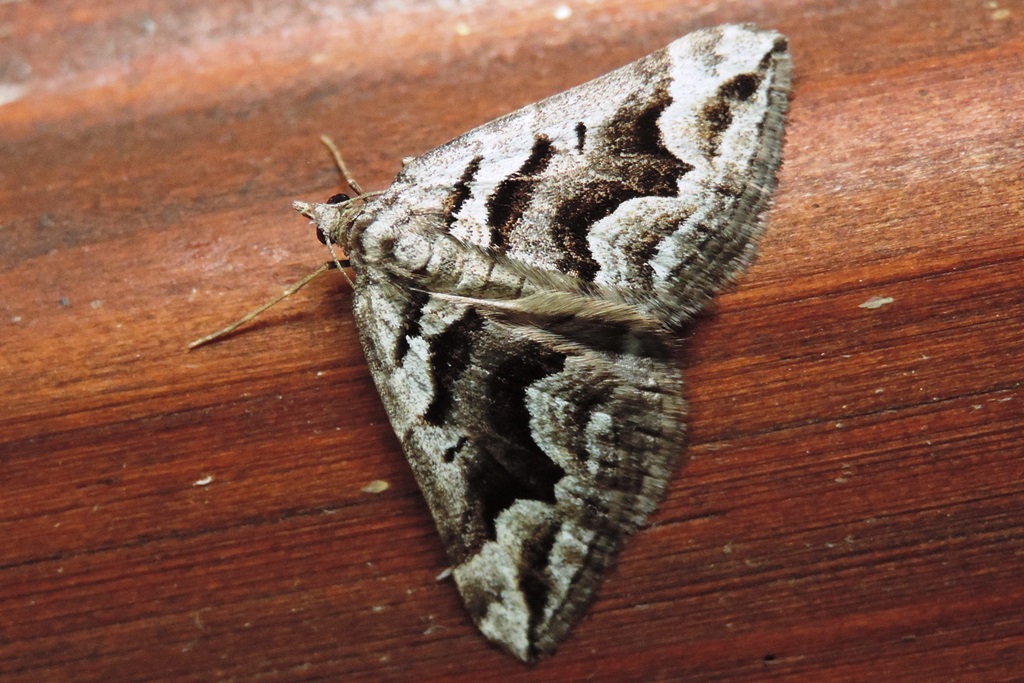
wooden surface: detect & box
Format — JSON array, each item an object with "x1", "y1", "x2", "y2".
[{"x1": 2, "y1": 0, "x2": 1023, "y2": 680}]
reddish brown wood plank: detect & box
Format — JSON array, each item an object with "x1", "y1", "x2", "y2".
[{"x1": 1, "y1": 0, "x2": 1022, "y2": 680}]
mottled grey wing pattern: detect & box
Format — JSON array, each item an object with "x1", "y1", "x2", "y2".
[
  {"x1": 299, "y1": 23, "x2": 790, "y2": 662},
  {"x1": 363, "y1": 25, "x2": 791, "y2": 328},
  {"x1": 351, "y1": 270, "x2": 684, "y2": 661}
]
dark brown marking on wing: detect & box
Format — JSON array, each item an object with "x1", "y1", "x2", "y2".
[
  {"x1": 486, "y1": 135, "x2": 554, "y2": 249},
  {"x1": 443, "y1": 155, "x2": 484, "y2": 230},
  {"x1": 423, "y1": 307, "x2": 485, "y2": 426}
]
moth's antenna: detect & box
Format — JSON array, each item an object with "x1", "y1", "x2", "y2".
[
  {"x1": 188, "y1": 263, "x2": 334, "y2": 350},
  {"x1": 321, "y1": 135, "x2": 365, "y2": 197},
  {"x1": 320, "y1": 227, "x2": 356, "y2": 290},
  {"x1": 189, "y1": 137, "x2": 371, "y2": 350}
]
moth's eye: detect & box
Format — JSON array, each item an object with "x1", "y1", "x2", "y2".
[
  {"x1": 326, "y1": 193, "x2": 350, "y2": 205},
  {"x1": 315, "y1": 226, "x2": 329, "y2": 245}
]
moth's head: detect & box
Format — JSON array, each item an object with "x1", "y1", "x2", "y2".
[{"x1": 292, "y1": 192, "x2": 359, "y2": 250}]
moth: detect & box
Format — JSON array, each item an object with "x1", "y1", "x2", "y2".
[{"x1": 198, "y1": 24, "x2": 790, "y2": 662}]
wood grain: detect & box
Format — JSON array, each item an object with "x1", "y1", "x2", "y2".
[{"x1": 2, "y1": 0, "x2": 1022, "y2": 680}]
